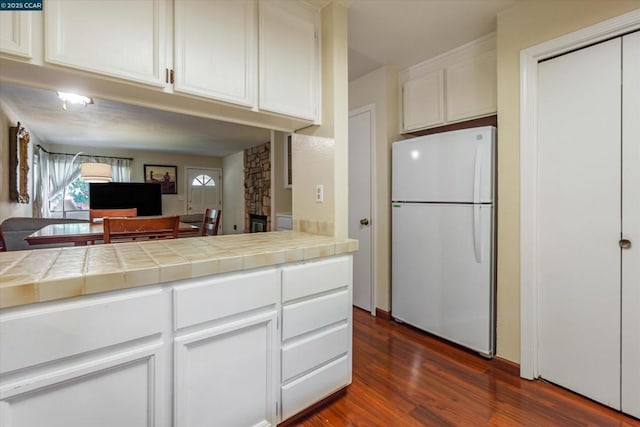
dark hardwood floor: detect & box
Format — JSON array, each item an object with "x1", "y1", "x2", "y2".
[{"x1": 293, "y1": 308, "x2": 640, "y2": 426}]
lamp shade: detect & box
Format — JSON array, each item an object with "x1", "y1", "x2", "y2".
[{"x1": 80, "y1": 162, "x2": 112, "y2": 183}]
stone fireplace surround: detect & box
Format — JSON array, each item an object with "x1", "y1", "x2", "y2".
[{"x1": 244, "y1": 142, "x2": 270, "y2": 233}]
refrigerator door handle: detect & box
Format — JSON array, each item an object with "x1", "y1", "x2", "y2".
[
  {"x1": 473, "y1": 144, "x2": 482, "y2": 204},
  {"x1": 473, "y1": 204, "x2": 482, "y2": 263}
]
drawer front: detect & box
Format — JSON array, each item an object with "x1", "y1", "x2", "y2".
[
  {"x1": 282, "y1": 323, "x2": 348, "y2": 382},
  {"x1": 281, "y1": 355, "x2": 349, "y2": 421},
  {"x1": 0, "y1": 287, "x2": 166, "y2": 374},
  {"x1": 174, "y1": 269, "x2": 279, "y2": 330},
  {"x1": 282, "y1": 256, "x2": 351, "y2": 302},
  {"x1": 282, "y1": 290, "x2": 349, "y2": 341}
]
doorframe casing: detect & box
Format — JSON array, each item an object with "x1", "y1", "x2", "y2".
[
  {"x1": 519, "y1": 9, "x2": 640, "y2": 380},
  {"x1": 349, "y1": 103, "x2": 377, "y2": 316},
  {"x1": 184, "y1": 166, "x2": 223, "y2": 218}
]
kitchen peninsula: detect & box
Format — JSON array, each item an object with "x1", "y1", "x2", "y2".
[{"x1": 0, "y1": 232, "x2": 357, "y2": 426}]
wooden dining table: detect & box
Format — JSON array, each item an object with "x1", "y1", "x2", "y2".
[{"x1": 25, "y1": 221, "x2": 200, "y2": 247}]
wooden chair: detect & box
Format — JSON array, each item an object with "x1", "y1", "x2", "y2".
[
  {"x1": 103, "y1": 216, "x2": 180, "y2": 244},
  {"x1": 89, "y1": 208, "x2": 138, "y2": 223},
  {"x1": 201, "y1": 209, "x2": 221, "y2": 236}
]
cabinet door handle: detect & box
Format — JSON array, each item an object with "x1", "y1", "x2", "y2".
[
  {"x1": 620, "y1": 239, "x2": 632, "y2": 249},
  {"x1": 360, "y1": 218, "x2": 369, "y2": 226}
]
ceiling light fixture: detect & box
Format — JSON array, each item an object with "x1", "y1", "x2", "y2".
[{"x1": 56, "y1": 91, "x2": 94, "y2": 110}]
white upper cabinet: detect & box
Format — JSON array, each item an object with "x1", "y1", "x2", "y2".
[
  {"x1": 402, "y1": 69, "x2": 444, "y2": 130},
  {"x1": 0, "y1": 11, "x2": 32, "y2": 58},
  {"x1": 446, "y1": 50, "x2": 497, "y2": 122},
  {"x1": 173, "y1": 0, "x2": 257, "y2": 107},
  {"x1": 400, "y1": 34, "x2": 496, "y2": 133},
  {"x1": 45, "y1": 0, "x2": 167, "y2": 86},
  {"x1": 259, "y1": 0, "x2": 319, "y2": 121}
]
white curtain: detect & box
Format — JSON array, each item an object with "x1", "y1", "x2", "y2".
[{"x1": 33, "y1": 148, "x2": 49, "y2": 218}]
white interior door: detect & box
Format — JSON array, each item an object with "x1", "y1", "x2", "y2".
[
  {"x1": 349, "y1": 106, "x2": 374, "y2": 313},
  {"x1": 622, "y1": 31, "x2": 640, "y2": 419},
  {"x1": 537, "y1": 38, "x2": 622, "y2": 409},
  {"x1": 186, "y1": 168, "x2": 221, "y2": 217}
]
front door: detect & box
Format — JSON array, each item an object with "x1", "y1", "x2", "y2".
[{"x1": 186, "y1": 167, "x2": 221, "y2": 219}]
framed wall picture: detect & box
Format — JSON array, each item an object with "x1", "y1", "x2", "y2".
[
  {"x1": 9, "y1": 122, "x2": 30, "y2": 204},
  {"x1": 144, "y1": 164, "x2": 177, "y2": 194}
]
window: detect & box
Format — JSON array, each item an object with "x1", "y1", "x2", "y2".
[
  {"x1": 49, "y1": 176, "x2": 89, "y2": 213},
  {"x1": 191, "y1": 174, "x2": 215, "y2": 187}
]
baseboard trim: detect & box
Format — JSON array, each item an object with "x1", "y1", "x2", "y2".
[
  {"x1": 375, "y1": 308, "x2": 391, "y2": 321},
  {"x1": 492, "y1": 355, "x2": 521, "y2": 376}
]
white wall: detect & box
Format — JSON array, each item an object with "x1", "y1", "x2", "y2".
[
  {"x1": 0, "y1": 101, "x2": 34, "y2": 222},
  {"x1": 222, "y1": 151, "x2": 244, "y2": 234}
]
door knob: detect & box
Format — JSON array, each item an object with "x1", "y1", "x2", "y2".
[
  {"x1": 620, "y1": 239, "x2": 632, "y2": 249},
  {"x1": 360, "y1": 218, "x2": 369, "y2": 226}
]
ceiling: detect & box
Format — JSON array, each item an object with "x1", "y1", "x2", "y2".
[{"x1": 0, "y1": 0, "x2": 519, "y2": 157}]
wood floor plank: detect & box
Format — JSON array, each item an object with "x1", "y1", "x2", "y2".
[{"x1": 290, "y1": 308, "x2": 640, "y2": 426}]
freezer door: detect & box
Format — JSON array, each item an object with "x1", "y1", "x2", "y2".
[
  {"x1": 392, "y1": 126, "x2": 494, "y2": 203},
  {"x1": 391, "y1": 203, "x2": 494, "y2": 355}
]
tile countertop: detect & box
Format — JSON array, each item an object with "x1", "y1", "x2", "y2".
[{"x1": 0, "y1": 232, "x2": 359, "y2": 309}]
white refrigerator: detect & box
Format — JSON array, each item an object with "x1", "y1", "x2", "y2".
[{"x1": 391, "y1": 126, "x2": 495, "y2": 356}]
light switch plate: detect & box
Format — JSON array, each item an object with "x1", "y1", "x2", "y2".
[{"x1": 315, "y1": 184, "x2": 323, "y2": 202}]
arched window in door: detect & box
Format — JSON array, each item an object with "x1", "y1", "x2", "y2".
[{"x1": 191, "y1": 174, "x2": 215, "y2": 187}]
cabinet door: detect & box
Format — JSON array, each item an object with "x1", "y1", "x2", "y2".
[
  {"x1": 45, "y1": 0, "x2": 167, "y2": 86},
  {"x1": 0, "y1": 11, "x2": 31, "y2": 58},
  {"x1": 0, "y1": 346, "x2": 164, "y2": 427},
  {"x1": 174, "y1": 0, "x2": 256, "y2": 107},
  {"x1": 402, "y1": 70, "x2": 444, "y2": 131},
  {"x1": 174, "y1": 310, "x2": 277, "y2": 427},
  {"x1": 259, "y1": 0, "x2": 319, "y2": 121},
  {"x1": 446, "y1": 50, "x2": 497, "y2": 122}
]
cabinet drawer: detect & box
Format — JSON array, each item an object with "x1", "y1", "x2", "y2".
[
  {"x1": 281, "y1": 355, "x2": 349, "y2": 421},
  {"x1": 0, "y1": 288, "x2": 165, "y2": 374},
  {"x1": 174, "y1": 269, "x2": 278, "y2": 330},
  {"x1": 282, "y1": 256, "x2": 351, "y2": 302},
  {"x1": 282, "y1": 290, "x2": 349, "y2": 341},
  {"x1": 282, "y1": 323, "x2": 348, "y2": 382}
]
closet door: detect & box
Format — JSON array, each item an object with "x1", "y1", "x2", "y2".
[
  {"x1": 537, "y1": 38, "x2": 622, "y2": 409},
  {"x1": 622, "y1": 31, "x2": 640, "y2": 419}
]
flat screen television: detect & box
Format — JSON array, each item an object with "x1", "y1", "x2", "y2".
[{"x1": 89, "y1": 182, "x2": 162, "y2": 216}]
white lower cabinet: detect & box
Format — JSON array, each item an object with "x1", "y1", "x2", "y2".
[
  {"x1": 279, "y1": 256, "x2": 353, "y2": 422},
  {"x1": 0, "y1": 255, "x2": 353, "y2": 426},
  {"x1": 173, "y1": 269, "x2": 279, "y2": 427},
  {"x1": 0, "y1": 287, "x2": 171, "y2": 427}
]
